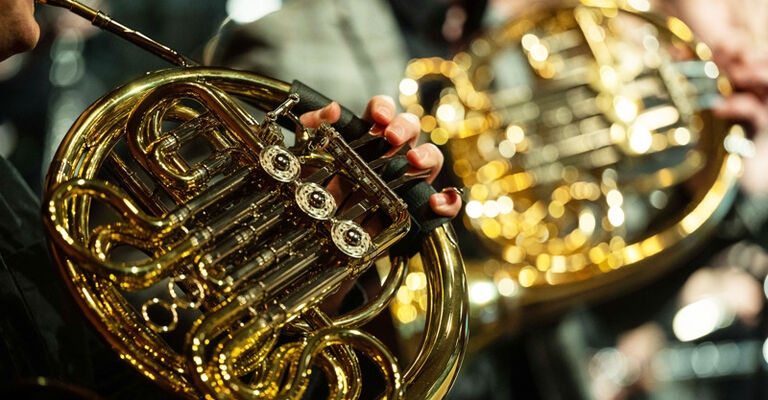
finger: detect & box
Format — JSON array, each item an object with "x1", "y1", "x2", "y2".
[
  {"x1": 300, "y1": 102, "x2": 342, "y2": 128},
  {"x1": 714, "y1": 93, "x2": 768, "y2": 133},
  {"x1": 429, "y1": 189, "x2": 462, "y2": 217},
  {"x1": 406, "y1": 143, "x2": 444, "y2": 183},
  {"x1": 361, "y1": 95, "x2": 396, "y2": 125},
  {"x1": 384, "y1": 113, "x2": 421, "y2": 148},
  {"x1": 726, "y1": 58, "x2": 768, "y2": 91}
]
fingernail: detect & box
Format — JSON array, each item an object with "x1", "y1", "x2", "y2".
[
  {"x1": 442, "y1": 186, "x2": 464, "y2": 197},
  {"x1": 371, "y1": 124, "x2": 386, "y2": 136},
  {"x1": 432, "y1": 194, "x2": 447, "y2": 206}
]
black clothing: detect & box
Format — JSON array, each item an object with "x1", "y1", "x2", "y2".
[{"x1": 0, "y1": 157, "x2": 169, "y2": 398}]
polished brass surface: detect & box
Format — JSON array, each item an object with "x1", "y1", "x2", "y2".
[
  {"x1": 38, "y1": 1, "x2": 468, "y2": 398},
  {"x1": 397, "y1": 0, "x2": 744, "y2": 346}
]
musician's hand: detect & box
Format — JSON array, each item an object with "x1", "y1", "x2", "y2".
[
  {"x1": 663, "y1": 0, "x2": 768, "y2": 194},
  {"x1": 300, "y1": 96, "x2": 462, "y2": 217},
  {"x1": 664, "y1": 0, "x2": 768, "y2": 133}
]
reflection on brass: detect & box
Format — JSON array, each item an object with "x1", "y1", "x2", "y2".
[
  {"x1": 38, "y1": 0, "x2": 468, "y2": 398},
  {"x1": 398, "y1": 0, "x2": 743, "y2": 346}
]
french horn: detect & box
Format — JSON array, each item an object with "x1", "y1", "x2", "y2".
[
  {"x1": 37, "y1": 0, "x2": 468, "y2": 398},
  {"x1": 396, "y1": 0, "x2": 748, "y2": 348}
]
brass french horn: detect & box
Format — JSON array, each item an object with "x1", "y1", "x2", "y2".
[
  {"x1": 396, "y1": 0, "x2": 748, "y2": 348},
  {"x1": 38, "y1": 0, "x2": 468, "y2": 398}
]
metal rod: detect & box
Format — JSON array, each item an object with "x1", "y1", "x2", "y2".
[{"x1": 37, "y1": 0, "x2": 197, "y2": 67}]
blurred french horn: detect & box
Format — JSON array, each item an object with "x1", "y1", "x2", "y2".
[
  {"x1": 396, "y1": 0, "x2": 750, "y2": 348},
  {"x1": 37, "y1": 0, "x2": 468, "y2": 399}
]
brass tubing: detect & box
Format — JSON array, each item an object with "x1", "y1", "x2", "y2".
[
  {"x1": 45, "y1": 179, "x2": 192, "y2": 289},
  {"x1": 301, "y1": 309, "x2": 363, "y2": 400},
  {"x1": 403, "y1": 224, "x2": 467, "y2": 400},
  {"x1": 332, "y1": 256, "x2": 406, "y2": 328},
  {"x1": 188, "y1": 250, "x2": 324, "y2": 399},
  {"x1": 126, "y1": 82, "x2": 263, "y2": 190},
  {"x1": 105, "y1": 153, "x2": 169, "y2": 215},
  {"x1": 166, "y1": 167, "x2": 258, "y2": 226},
  {"x1": 39, "y1": 0, "x2": 469, "y2": 396},
  {"x1": 197, "y1": 205, "x2": 285, "y2": 276}
]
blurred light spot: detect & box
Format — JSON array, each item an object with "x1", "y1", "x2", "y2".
[
  {"x1": 530, "y1": 44, "x2": 549, "y2": 61},
  {"x1": 405, "y1": 272, "x2": 427, "y2": 291},
  {"x1": 762, "y1": 338, "x2": 768, "y2": 365},
  {"x1": 673, "y1": 298, "x2": 732, "y2": 342},
  {"x1": 498, "y1": 196, "x2": 514, "y2": 214},
  {"x1": 724, "y1": 134, "x2": 756, "y2": 158},
  {"x1": 430, "y1": 127, "x2": 449, "y2": 145},
  {"x1": 668, "y1": 17, "x2": 694, "y2": 42},
  {"x1": 46, "y1": 91, "x2": 89, "y2": 166},
  {"x1": 607, "y1": 207, "x2": 625, "y2": 226},
  {"x1": 600, "y1": 65, "x2": 617, "y2": 87},
  {"x1": 696, "y1": 42, "x2": 713, "y2": 60},
  {"x1": 476, "y1": 132, "x2": 496, "y2": 154},
  {"x1": 674, "y1": 127, "x2": 692, "y2": 146},
  {"x1": 0, "y1": 53, "x2": 25, "y2": 82},
  {"x1": 548, "y1": 201, "x2": 564, "y2": 218},
  {"x1": 627, "y1": 0, "x2": 650, "y2": 11},
  {"x1": 606, "y1": 189, "x2": 623, "y2": 207},
  {"x1": 610, "y1": 123, "x2": 626, "y2": 143},
  {"x1": 399, "y1": 78, "x2": 418, "y2": 96},
  {"x1": 504, "y1": 246, "x2": 524, "y2": 263},
  {"x1": 470, "y1": 38, "x2": 491, "y2": 56},
  {"x1": 763, "y1": 274, "x2": 768, "y2": 300},
  {"x1": 0, "y1": 121, "x2": 19, "y2": 158},
  {"x1": 497, "y1": 277, "x2": 518, "y2": 297},
  {"x1": 420, "y1": 115, "x2": 436, "y2": 132},
  {"x1": 396, "y1": 304, "x2": 418, "y2": 323},
  {"x1": 704, "y1": 61, "x2": 719, "y2": 79},
  {"x1": 49, "y1": 29, "x2": 85, "y2": 87},
  {"x1": 226, "y1": 0, "x2": 282, "y2": 24},
  {"x1": 579, "y1": 210, "x2": 596, "y2": 234},
  {"x1": 614, "y1": 97, "x2": 637, "y2": 122},
  {"x1": 49, "y1": 52, "x2": 85, "y2": 87},
  {"x1": 483, "y1": 200, "x2": 500, "y2": 218},
  {"x1": 481, "y1": 219, "x2": 501, "y2": 238},
  {"x1": 499, "y1": 139, "x2": 516, "y2": 158},
  {"x1": 590, "y1": 348, "x2": 628, "y2": 386},
  {"x1": 636, "y1": 106, "x2": 679, "y2": 131},
  {"x1": 518, "y1": 266, "x2": 538, "y2": 287},
  {"x1": 521, "y1": 33, "x2": 539, "y2": 51},
  {"x1": 649, "y1": 190, "x2": 668, "y2": 209},
  {"x1": 466, "y1": 200, "x2": 483, "y2": 218},
  {"x1": 713, "y1": 342, "x2": 739, "y2": 375},
  {"x1": 505, "y1": 124, "x2": 525, "y2": 143},
  {"x1": 396, "y1": 287, "x2": 412, "y2": 304},
  {"x1": 586, "y1": 25, "x2": 605, "y2": 42},
  {"x1": 469, "y1": 280, "x2": 498, "y2": 305},
  {"x1": 642, "y1": 35, "x2": 659, "y2": 51},
  {"x1": 691, "y1": 342, "x2": 719, "y2": 377},
  {"x1": 629, "y1": 125, "x2": 652, "y2": 153},
  {"x1": 436, "y1": 104, "x2": 456, "y2": 122}
]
